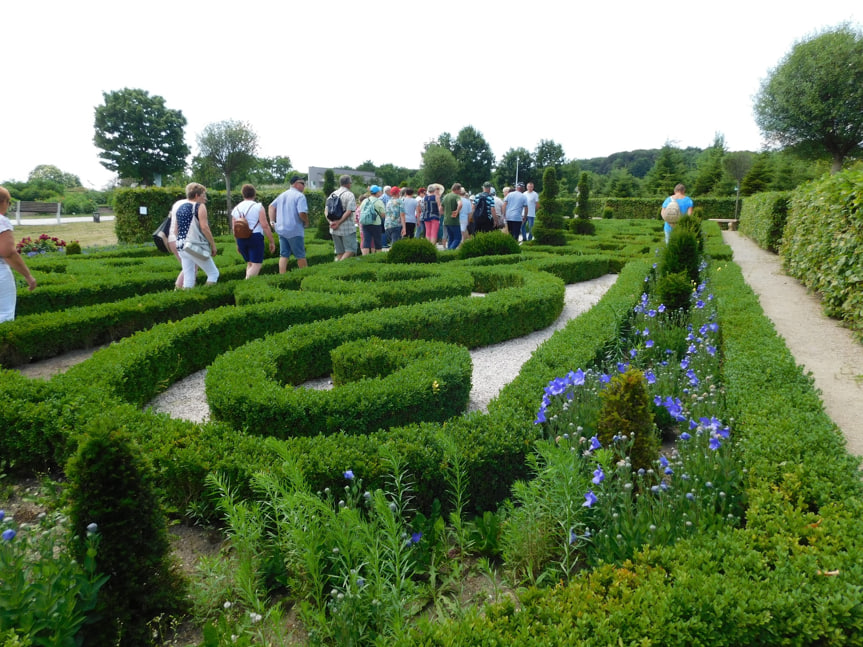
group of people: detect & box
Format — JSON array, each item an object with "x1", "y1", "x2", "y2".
[
  {"x1": 0, "y1": 177, "x2": 692, "y2": 322},
  {"x1": 322, "y1": 176, "x2": 542, "y2": 257}
]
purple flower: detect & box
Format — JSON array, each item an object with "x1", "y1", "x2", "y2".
[
  {"x1": 592, "y1": 465, "x2": 605, "y2": 485},
  {"x1": 534, "y1": 407, "x2": 547, "y2": 425},
  {"x1": 600, "y1": 373, "x2": 611, "y2": 384},
  {"x1": 659, "y1": 456, "x2": 669, "y2": 468},
  {"x1": 343, "y1": 470, "x2": 354, "y2": 480},
  {"x1": 695, "y1": 300, "x2": 705, "y2": 309},
  {"x1": 410, "y1": 531, "x2": 423, "y2": 544},
  {"x1": 709, "y1": 322, "x2": 719, "y2": 332},
  {"x1": 709, "y1": 437, "x2": 722, "y2": 450},
  {"x1": 1, "y1": 529, "x2": 15, "y2": 541},
  {"x1": 686, "y1": 492, "x2": 695, "y2": 501},
  {"x1": 589, "y1": 436, "x2": 602, "y2": 450},
  {"x1": 582, "y1": 490, "x2": 598, "y2": 508},
  {"x1": 645, "y1": 339, "x2": 654, "y2": 348},
  {"x1": 645, "y1": 370, "x2": 656, "y2": 385},
  {"x1": 658, "y1": 304, "x2": 666, "y2": 313},
  {"x1": 629, "y1": 348, "x2": 638, "y2": 359},
  {"x1": 617, "y1": 362, "x2": 628, "y2": 373},
  {"x1": 654, "y1": 394, "x2": 662, "y2": 406},
  {"x1": 680, "y1": 358, "x2": 689, "y2": 370},
  {"x1": 0, "y1": 510, "x2": 4, "y2": 522},
  {"x1": 706, "y1": 345, "x2": 716, "y2": 356},
  {"x1": 546, "y1": 378, "x2": 567, "y2": 396},
  {"x1": 572, "y1": 368, "x2": 585, "y2": 386},
  {"x1": 680, "y1": 432, "x2": 691, "y2": 441}
]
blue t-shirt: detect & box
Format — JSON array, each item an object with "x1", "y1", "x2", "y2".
[
  {"x1": 272, "y1": 187, "x2": 308, "y2": 238},
  {"x1": 662, "y1": 195, "x2": 693, "y2": 231},
  {"x1": 504, "y1": 191, "x2": 528, "y2": 222}
]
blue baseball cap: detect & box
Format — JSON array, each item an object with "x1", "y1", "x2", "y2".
[{"x1": 370, "y1": 185, "x2": 382, "y2": 195}]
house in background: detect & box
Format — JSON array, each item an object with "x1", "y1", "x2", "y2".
[{"x1": 306, "y1": 167, "x2": 378, "y2": 190}]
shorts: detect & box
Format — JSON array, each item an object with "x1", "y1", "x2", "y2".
[
  {"x1": 332, "y1": 231, "x2": 358, "y2": 255},
  {"x1": 236, "y1": 232, "x2": 265, "y2": 264},
  {"x1": 278, "y1": 234, "x2": 306, "y2": 259},
  {"x1": 361, "y1": 224, "x2": 382, "y2": 249}
]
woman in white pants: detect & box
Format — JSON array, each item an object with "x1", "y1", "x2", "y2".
[
  {"x1": 0, "y1": 186, "x2": 37, "y2": 322},
  {"x1": 169, "y1": 183, "x2": 219, "y2": 288}
]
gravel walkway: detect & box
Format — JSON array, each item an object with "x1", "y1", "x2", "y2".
[
  {"x1": 722, "y1": 231, "x2": 863, "y2": 456},
  {"x1": 145, "y1": 274, "x2": 620, "y2": 422}
]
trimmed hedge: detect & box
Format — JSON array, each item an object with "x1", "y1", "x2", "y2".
[
  {"x1": 409, "y1": 255, "x2": 863, "y2": 645},
  {"x1": 781, "y1": 166, "x2": 863, "y2": 338},
  {"x1": 739, "y1": 191, "x2": 790, "y2": 252}
]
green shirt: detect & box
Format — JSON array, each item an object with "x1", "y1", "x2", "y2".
[{"x1": 441, "y1": 192, "x2": 462, "y2": 227}]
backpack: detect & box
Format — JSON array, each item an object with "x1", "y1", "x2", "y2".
[
  {"x1": 152, "y1": 215, "x2": 172, "y2": 253},
  {"x1": 473, "y1": 194, "x2": 492, "y2": 226},
  {"x1": 233, "y1": 203, "x2": 254, "y2": 239},
  {"x1": 359, "y1": 197, "x2": 379, "y2": 225},
  {"x1": 326, "y1": 190, "x2": 346, "y2": 221},
  {"x1": 661, "y1": 197, "x2": 681, "y2": 224}
]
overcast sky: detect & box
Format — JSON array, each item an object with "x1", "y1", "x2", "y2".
[{"x1": 3, "y1": 1, "x2": 860, "y2": 189}]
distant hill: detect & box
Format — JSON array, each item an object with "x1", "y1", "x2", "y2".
[{"x1": 577, "y1": 147, "x2": 703, "y2": 178}]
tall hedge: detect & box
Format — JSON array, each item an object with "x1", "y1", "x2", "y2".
[
  {"x1": 739, "y1": 191, "x2": 790, "y2": 252},
  {"x1": 781, "y1": 166, "x2": 863, "y2": 338}
]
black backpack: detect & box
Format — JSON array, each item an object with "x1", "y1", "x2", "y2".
[
  {"x1": 473, "y1": 194, "x2": 492, "y2": 225},
  {"x1": 326, "y1": 190, "x2": 346, "y2": 221}
]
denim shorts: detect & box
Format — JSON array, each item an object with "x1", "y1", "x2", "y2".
[
  {"x1": 237, "y1": 232, "x2": 265, "y2": 263},
  {"x1": 278, "y1": 235, "x2": 306, "y2": 259}
]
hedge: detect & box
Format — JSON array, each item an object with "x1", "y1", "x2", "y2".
[
  {"x1": 781, "y1": 166, "x2": 863, "y2": 339},
  {"x1": 739, "y1": 191, "x2": 790, "y2": 252}
]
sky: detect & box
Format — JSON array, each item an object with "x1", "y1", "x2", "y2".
[{"x1": 3, "y1": 1, "x2": 861, "y2": 189}]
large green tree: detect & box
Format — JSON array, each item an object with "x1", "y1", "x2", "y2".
[
  {"x1": 421, "y1": 145, "x2": 458, "y2": 186},
  {"x1": 197, "y1": 120, "x2": 258, "y2": 212},
  {"x1": 754, "y1": 24, "x2": 863, "y2": 173},
  {"x1": 643, "y1": 143, "x2": 688, "y2": 196},
  {"x1": 452, "y1": 126, "x2": 494, "y2": 192},
  {"x1": 691, "y1": 134, "x2": 726, "y2": 196},
  {"x1": 247, "y1": 155, "x2": 293, "y2": 185},
  {"x1": 28, "y1": 164, "x2": 81, "y2": 189},
  {"x1": 93, "y1": 88, "x2": 189, "y2": 186},
  {"x1": 533, "y1": 139, "x2": 566, "y2": 191}
]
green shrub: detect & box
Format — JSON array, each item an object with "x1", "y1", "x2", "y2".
[
  {"x1": 458, "y1": 231, "x2": 521, "y2": 259},
  {"x1": 65, "y1": 240, "x2": 82, "y2": 255},
  {"x1": 387, "y1": 237, "x2": 438, "y2": 264},
  {"x1": 675, "y1": 214, "x2": 704, "y2": 254},
  {"x1": 570, "y1": 219, "x2": 596, "y2": 235},
  {"x1": 66, "y1": 424, "x2": 185, "y2": 646},
  {"x1": 595, "y1": 368, "x2": 659, "y2": 474},
  {"x1": 662, "y1": 228, "x2": 700, "y2": 285},
  {"x1": 656, "y1": 271, "x2": 693, "y2": 312},
  {"x1": 739, "y1": 191, "x2": 790, "y2": 253}
]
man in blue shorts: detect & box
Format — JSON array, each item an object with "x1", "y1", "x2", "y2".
[{"x1": 269, "y1": 175, "x2": 309, "y2": 273}]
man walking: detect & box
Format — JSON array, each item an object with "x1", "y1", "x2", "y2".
[
  {"x1": 471, "y1": 181, "x2": 497, "y2": 234},
  {"x1": 522, "y1": 181, "x2": 539, "y2": 241},
  {"x1": 326, "y1": 174, "x2": 358, "y2": 261},
  {"x1": 503, "y1": 182, "x2": 528, "y2": 240},
  {"x1": 269, "y1": 175, "x2": 309, "y2": 273}
]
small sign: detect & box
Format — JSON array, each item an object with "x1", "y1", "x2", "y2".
[{"x1": 139, "y1": 206, "x2": 148, "y2": 215}]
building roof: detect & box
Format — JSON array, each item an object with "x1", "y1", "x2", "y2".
[{"x1": 307, "y1": 166, "x2": 379, "y2": 190}]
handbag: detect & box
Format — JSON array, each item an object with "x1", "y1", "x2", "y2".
[
  {"x1": 183, "y1": 204, "x2": 212, "y2": 260},
  {"x1": 152, "y1": 215, "x2": 172, "y2": 253}
]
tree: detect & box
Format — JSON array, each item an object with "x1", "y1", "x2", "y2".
[
  {"x1": 607, "y1": 168, "x2": 642, "y2": 197},
  {"x1": 452, "y1": 126, "x2": 495, "y2": 192},
  {"x1": 754, "y1": 24, "x2": 863, "y2": 173},
  {"x1": 740, "y1": 153, "x2": 773, "y2": 196},
  {"x1": 322, "y1": 169, "x2": 336, "y2": 197},
  {"x1": 533, "y1": 139, "x2": 566, "y2": 191},
  {"x1": 28, "y1": 164, "x2": 81, "y2": 188},
  {"x1": 93, "y1": 88, "x2": 189, "y2": 185},
  {"x1": 197, "y1": 120, "x2": 258, "y2": 212},
  {"x1": 248, "y1": 155, "x2": 293, "y2": 185},
  {"x1": 643, "y1": 143, "x2": 688, "y2": 196},
  {"x1": 421, "y1": 145, "x2": 458, "y2": 186},
  {"x1": 495, "y1": 148, "x2": 534, "y2": 190},
  {"x1": 691, "y1": 134, "x2": 726, "y2": 196},
  {"x1": 532, "y1": 167, "x2": 567, "y2": 245}
]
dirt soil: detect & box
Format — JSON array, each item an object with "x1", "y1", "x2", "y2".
[{"x1": 722, "y1": 231, "x2": 863, "y2": 457}]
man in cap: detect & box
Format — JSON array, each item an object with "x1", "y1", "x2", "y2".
[{"x1": 269, "y1": 175, "x2": 309, "y2": 273}]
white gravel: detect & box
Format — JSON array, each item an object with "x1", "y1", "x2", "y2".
[{"x1": 146, "y1": 274, "x2": 619, "y2": 422}]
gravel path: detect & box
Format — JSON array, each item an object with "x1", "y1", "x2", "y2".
[
  {"x1": 722, "y1": 231, "x2": 863, "y2": 456},
  {"x1": 145, "y1": 274, "x2": 620, "y2": 422}
]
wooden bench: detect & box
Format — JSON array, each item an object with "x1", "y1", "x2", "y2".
[
  {"x1": 14, "y1": 200, "x2": 62, "y2": 225},
  {"x1": 709, "y1": 218, "x2": 739, "y2": 231}
]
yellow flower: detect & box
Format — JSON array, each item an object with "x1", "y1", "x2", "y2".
[{"x1": 432, "y1": 380, "x2": 440, "y2": 394}]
